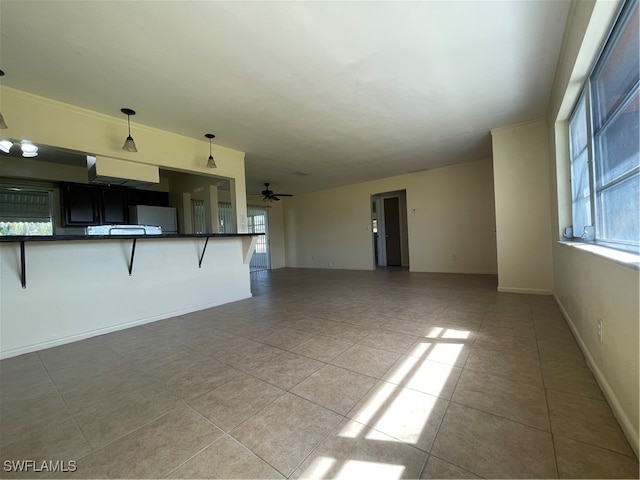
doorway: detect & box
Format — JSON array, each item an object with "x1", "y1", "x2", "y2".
[
  {"x1": 247, "y1": 205, "x2": 270, "y2": 273},
  {"x1": 372, "y1": 190, "x2": 409, "y2": 268}
]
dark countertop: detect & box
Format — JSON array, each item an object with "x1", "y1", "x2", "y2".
[{"x1": 0, "y1": 233, "x2": 262, "y2": 243}]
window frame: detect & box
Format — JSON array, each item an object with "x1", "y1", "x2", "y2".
[
  {"x1": 0, "y1": 182, "x2": 56, "y2": 236},
  {"x1": 567, "y1": 0, "x2": 639, "y2": 253}
]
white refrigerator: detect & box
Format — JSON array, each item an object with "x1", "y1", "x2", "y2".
[{"x1": 129, "y1": 205, "x2": 178, "y2": 234}]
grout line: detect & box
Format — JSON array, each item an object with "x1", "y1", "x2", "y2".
[
  {"x1": 551, "y1": 432, "x2": 639, "y2": 460},
  {"x1": 425, "y1": 452, "x2": 488, "y2": 479},
  {"x1": 447, "y1": 398, "x2": 552, "y2": 435},
  {"x1": 535, "y1": 298, "x2": 562, "y2": 480},
  {"x1": 161, "y1": 434, "x2": 224, "y2": 478},
  {"x1": 35, "y1": 350, "x2": 95, "y2": 454}
]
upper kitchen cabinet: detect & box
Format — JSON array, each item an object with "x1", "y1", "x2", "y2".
[
  {"x1": 61, "y1": 183, "x2": 99, "y2": 226},
  {"x1": 99, "y1": 187, "x2": 128, "y2": 224},
  {"x1": 60, "y1": 182, "x2": 170, "y2": 227}
]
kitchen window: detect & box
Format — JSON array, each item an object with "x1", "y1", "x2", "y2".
[
  {"x1": 0, "y1": 186, "x2": 54, "y2": 236},
  {"x1": 568, "y1": 0, "x2": 639, "y2": 253}
]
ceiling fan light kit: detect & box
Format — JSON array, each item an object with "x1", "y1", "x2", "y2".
[{"x1": 121, "y1": 108, "x2": 138, "y2": 152}]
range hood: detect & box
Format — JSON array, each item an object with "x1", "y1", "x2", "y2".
[{"x1": 87, "y1": 156, "x2": 159, "y2": 188}]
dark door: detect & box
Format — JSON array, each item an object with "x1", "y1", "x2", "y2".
[{"x1": 384, "y1": 197, "x2": 402, "y2": 266}]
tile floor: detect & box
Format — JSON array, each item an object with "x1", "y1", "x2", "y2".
[{"x1": 0, "y1": 268, "x2": 638, "y2": 479}]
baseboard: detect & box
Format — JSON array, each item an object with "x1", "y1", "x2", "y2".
[
  {"x1": 554, "y1": 294, "x2": 639, "y2": 458},
  {"x1": 0, "y1": 292, "x2": 253, "y2": 360},
  {"x1": 497, "y1": 286, "x2": 553, "y2": 295}
]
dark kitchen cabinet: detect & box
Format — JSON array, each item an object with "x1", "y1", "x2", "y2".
[
  {"x1": 61, "y1": 183, "x2": 99, "y2": 225},
  {"x1": 100, "y1": 187, "x2": 128, "y2": 224},
  {"x1": 61, "y1": 182, "x2": 169, "y2": 226}
]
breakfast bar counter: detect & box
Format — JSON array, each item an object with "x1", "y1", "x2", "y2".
[{"x1": 0, "y1": 233, "x2": 262, "y2": 359}]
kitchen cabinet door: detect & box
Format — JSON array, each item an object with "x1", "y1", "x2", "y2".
[
  {"x1": 100, "y1": 187, "x2": 128, "y2": 224},
  {"x1": 61, "y1": 183, "x2": 99, "y2": 226}
]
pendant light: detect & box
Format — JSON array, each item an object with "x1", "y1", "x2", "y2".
[
  {"x1": 0, "y1": 70, "x2": 7, "y2": 129},
  {"x1": 205, "y1": 133, "x2": 216, "y2": 168},
  {"x1": 121, "y1": 108, "x2": 138, "y2": 152}
]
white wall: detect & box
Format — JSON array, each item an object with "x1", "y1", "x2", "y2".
[
  {"x1": 545, "y1": 0, "x2": 639, "y2": 456},
  {"x1": 553, "y1": 244, "x2": 639, "y2": 454},
  {"x1": 0, "y1": 238, "x2": 252, "y2": 358},
  {"x1": 283, "y1": 158, "x2": 497, "y2": 274},
  {"x1": 491, "y1": 120, "x2": 554, "y2": 294}
]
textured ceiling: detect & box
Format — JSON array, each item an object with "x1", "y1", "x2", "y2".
[{"x1": 0, "y1": 1, "x2": 571, "y2": 195}]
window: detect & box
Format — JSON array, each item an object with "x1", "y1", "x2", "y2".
[
  {"x1": 218, "y1": 202, "x2": 233, "y2": 233},
  {"x1": 568, "y1": 0, "x2": 639, "y2": 252},
  {"x1": 0, "y1": 186, "x2": 54, "y2": 236},
  {"x1": 191, "y1": 199, "x2": 205, "y2": 234}
]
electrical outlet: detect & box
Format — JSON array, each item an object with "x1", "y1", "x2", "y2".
[
  {"x1": 452, "y1": 254, "x2": 458, "y2": 261},
  {"x1": 596, "y1": 318, "x2": 603, "y2": 344},
  {"x1": 328, "y1": 262, "x2": 332, "y2": 267}
]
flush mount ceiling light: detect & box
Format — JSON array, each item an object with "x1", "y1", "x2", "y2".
[
  {"x1": 205, "y1": 133, "x2": 216, "y2": 168},
  {"x1": 0, "y1": 70, "x2": 7, "y2": 129},
  {"x1": 21, "y1": 140, "x2": 38, "y2": 158},
  {"x1": 0, "y1": 139, "x2": 12, "y2": 153},
  {"x1": 121, "y1": 108, "x2": 138, "y2": 152}
]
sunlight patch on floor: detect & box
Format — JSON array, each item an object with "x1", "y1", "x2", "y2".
[
  {"x1": 425, "y1": 327, "x2": 471, "y2": 339},
  {"x1": 301, "y1": 456, "x2": 336, "y2": 478},
  {"x1": 385, "y1": 352, "x2": 455, "y2": 398},
  {"x1": 408, "y1": 341, "x2": 464, "y2": 365},
  {"x1": 336, "y1": 460, "x2": 405, "y2": 480},
  {"x1": 368, "y1": 383, "x2": 440, "y2": 444}
]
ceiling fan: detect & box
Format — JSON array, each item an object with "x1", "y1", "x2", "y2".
[{"x1": 261, "y1": 183, "x2": 293, "y2": 202}]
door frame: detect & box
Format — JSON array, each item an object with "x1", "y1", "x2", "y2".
[
  {"x1": 371, "y1": 190, "x2": 409, "y2": 268},
  {"x1": 247, "y1": 204, "x2": 270, "y2": 272}
]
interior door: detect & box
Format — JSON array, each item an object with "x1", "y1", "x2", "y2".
[{"x1": 384, "y1": 196, "x2": 402, "y2": 266}]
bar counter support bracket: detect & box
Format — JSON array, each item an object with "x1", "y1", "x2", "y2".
[
  {"x1": 242, "y1": 236, "x2": 259, "y2": 264},
  {"x1": 20, "y1": 241, "x2": 26, "y2": 289},
  {"x1": 198, "y1": 237, "x2": 210, "y2": 268},
  {"x1": 128, "y1": 238, "x2": 137, "y2": 276}
]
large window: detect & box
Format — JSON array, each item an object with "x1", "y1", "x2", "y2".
[
  {"x1": 568, "y1": 0, "x2": 639, "y2": 252},
  {"x1": 0, "y1": 186, "x2": 54, "y2": 236}
]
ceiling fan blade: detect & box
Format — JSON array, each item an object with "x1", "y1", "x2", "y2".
[
  {"x1": 273, "y1": 193, "x2": 293, "y2": 197},
  {"x1": 272, "y1": 196, "x2": 281, "y2": 201}
]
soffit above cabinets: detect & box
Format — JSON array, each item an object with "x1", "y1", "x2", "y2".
[{"x1": 87, "y1": 156, "x2": 159, "y2": 189}]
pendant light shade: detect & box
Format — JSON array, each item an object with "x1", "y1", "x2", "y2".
[
  {"x1": 121, "y1": 108, "x2": 138, "y2": 152},
  {"x1": 0, "y1": 70, "x2": 7, "y2": 129},
  {"x1": 205, "y1": 133, "x2": 216, "y2": 168}
]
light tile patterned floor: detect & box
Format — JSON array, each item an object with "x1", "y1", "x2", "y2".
[{"x1": 0, "y1": 268, "x2": 638, "y2": 479}]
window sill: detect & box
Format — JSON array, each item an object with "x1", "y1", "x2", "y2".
[{"x1": 557, "y1": 241, "x2": 640, "y2": 271}]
